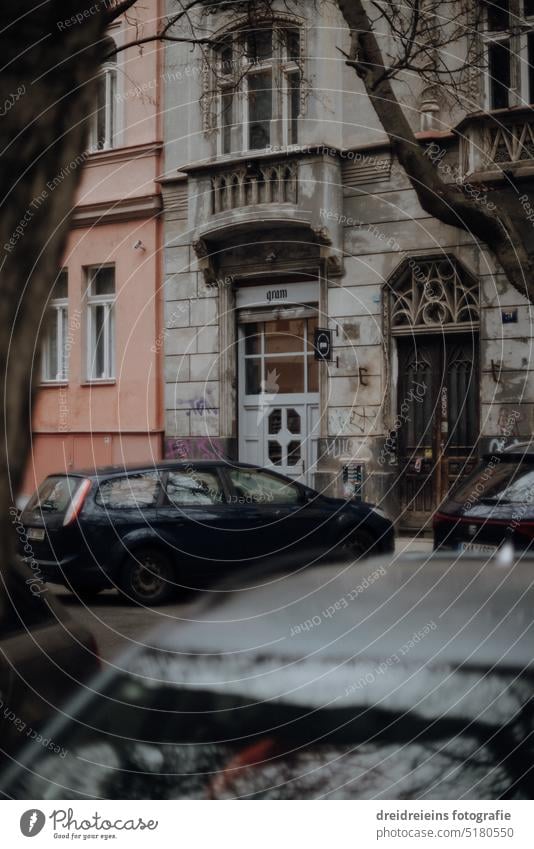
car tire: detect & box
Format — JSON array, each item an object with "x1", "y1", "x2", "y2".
[
  {"x1": 119, "y1": 548, "x2": 175, "y2": 606},
  {"x1": 346, "y1": 529, "x2": 376, "y2": 560}
]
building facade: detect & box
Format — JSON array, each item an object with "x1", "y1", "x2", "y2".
[
  {"x1": 23, "y1": 2, "x2": 165, "y2": 498},
  {"x1": 159, "y1": 0, "x2": 534, "y2": 528}
]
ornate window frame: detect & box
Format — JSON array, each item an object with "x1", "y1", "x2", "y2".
[
  {"x1": 386, "y1": 255, "x2": 480, "y2": 336},
  {"x1": 201, "y1": 13, "x2": 309, "y2": 152}
]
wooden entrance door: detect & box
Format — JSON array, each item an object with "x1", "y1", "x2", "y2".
[{"x1": 397, "y1": 334, "x2": 479, "y2": 529}]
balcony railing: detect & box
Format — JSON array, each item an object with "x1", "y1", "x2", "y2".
[
  {"x1": 211, "y1": 160, "x2": 298, "y2": 213},
  {"x1": 458, "y1": 108, "x2": 534, "y2": 176}
]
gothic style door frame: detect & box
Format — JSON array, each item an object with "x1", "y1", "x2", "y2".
[{"x1": 386, "y1": 256, "x2": 480, "y2": 529}]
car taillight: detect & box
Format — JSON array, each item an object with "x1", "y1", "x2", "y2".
[{"x1": 63, "y1": 478, "x2": 91, "y2": 526}]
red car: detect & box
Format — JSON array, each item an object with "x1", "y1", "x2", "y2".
[{"x1": 434, "y1": 442, "x2": 534, "y2": 553}]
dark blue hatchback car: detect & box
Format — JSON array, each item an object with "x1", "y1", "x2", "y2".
[{"x1": 19, "y1": 461, "x2": 394, "y2": 604}]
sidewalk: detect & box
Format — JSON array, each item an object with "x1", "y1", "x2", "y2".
[{"x1": 395, "y1": 534, "x2": 433, "y2": 555}]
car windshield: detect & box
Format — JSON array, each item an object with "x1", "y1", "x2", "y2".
[
  {"x1": 6, "y1": 650, "x2": 534, "y2": 800},
  {"x1": 449, "y1": 459, "x2": 534, "y2": 506},
  {"x1": 24, "y1": 476, "x2": 83, "y2": 515}
]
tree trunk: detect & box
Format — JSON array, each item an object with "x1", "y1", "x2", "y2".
[
  {"x1": 0, "y1": 3, "x2": 109, "y2": 579},
  {"x1": 337, "y1": 0, "x2": 534, "y2": 304}
]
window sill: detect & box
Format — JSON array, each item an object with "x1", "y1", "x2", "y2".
[
  {"x1": 81, "y1": 380, "x2": 116, "y2": 387},
  {"x1": 40, "y1": 381, "x2": 69, "y2": 388}
]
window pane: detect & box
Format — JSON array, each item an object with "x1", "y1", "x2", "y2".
[
  {"x1": 54, "y1": 270, "x2": 68, "y2": 300},
  {"x1": 488, "y1": 41, "x2": 511, "y2": 108},
  {"x1": 264, "y1": 357, "x2": 304, "y2": 393},
  {"x1": 288, "y1": 71, "x2": 300, "y2": 145},
  {"x1": 287, "y1": 440, "x2": 301, "y2": 466},
  {"x1": 108, "y1": 306, "x2": 115, "y2": 378},
  {"x1": 306, "y1": 316, "x2": 319, "y2": 352},
  {"x1": 268, "y1": 440, "x2": 282, "y2": 466},
  {"x1": 95, "y1": 72, "x2": 107, "y2": 149},
  {"x1": 487, "y1": 0, "x2": 510, "y2": 29},
  {"x1": 248, "y1": 70, "x2": 272, "y2": 149},
  {"x1": 92, "y1": 304, "x2": 106, "y2": 379},
  {"x1": 221, "y1": 90, "x2": 234, "y2": 154},
  {"x1": 91, "y1": 266, "x2": 115, "y2": 296},
  {"x1": 164, "y1": 470, "x2": 224, "y2": 506},
  {"x1": 246, "y1": 29, "x2": 272, "y2": 62},
  {"x1": 96, "y1": 473, "x2": 159, "y2": 509},
  {"x1": 285, "y1": 28, "x2": 300, "y2": 61},
  {"x1": 44, "y1": 312, "x2": 58, "y2": 380},
  {"x1": 109, "y1": 67, "x2": 116, "y2": 144},
  {"x1": 245, "y1": 359, "x2": 261, "y2": 394},
  {"x1": 26, "y1": 476, "x2": 83, "y2": 514},
  {"x1": 60, "y1": 307, "x2": 68, "y2": 380},
  {"x1": 229, "y1": 469, "x2": 300, "y2": 504},
  {"x1": 219, "y1": 35, "x2": 234, "y2": 75},
  {"x1": 244, "y1": 323, "x2": 261, "y2": 355},
  {"x1": 264, "y1": 319, "x2": 305, "y2": 354},
  {"x1": 307, "y1": 358, "x2": 319, "y2": 392}
]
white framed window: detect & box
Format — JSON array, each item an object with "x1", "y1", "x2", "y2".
[
  {"x1": 483, "y1": 0, "x2": 534, "y2": 108},
  {"x1": 215, "y1": 24, "x2": 302, "y2": 155},
  {"x1": 89, "y1": 42, "x2": 117, "y2": 151},
  {"x1": 86, "y1": 265, "x2": 115, "y2": 381},
  {"x1": 42, "y1": 270, "x2": 69, "y2": 383}
]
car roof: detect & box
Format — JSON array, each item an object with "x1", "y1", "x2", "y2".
[
  {"x1": 58, "y1": 459, "x2": 261, "y2": 479},
  {"x1": 121, "y1": 551, "x2": 534, "y2": 717}
]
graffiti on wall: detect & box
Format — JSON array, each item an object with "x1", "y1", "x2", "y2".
[{"x1": 165, "y1": 437, "x2": 231, "y2": 461}]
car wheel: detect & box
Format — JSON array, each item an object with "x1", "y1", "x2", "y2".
[
  {"x1": 346, "y1": 529, "x2": 376, "y2": 560},
  {"x1": 119, "y1": 548, "x2": 175, "y2": 605}
]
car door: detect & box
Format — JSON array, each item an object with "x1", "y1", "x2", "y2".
[
  {"x1": 155, "y1": 467, "x2": 233, "y2": 577},
  {"x1": 224, "y1": 467, "x2": 325, "y2": 561}
]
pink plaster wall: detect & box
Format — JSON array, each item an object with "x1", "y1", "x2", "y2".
[{"x1": 24, "y1": 1, "x2": 164, "y2": 497}]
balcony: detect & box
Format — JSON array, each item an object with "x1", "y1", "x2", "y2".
[
  {"x1": 458, "y1": 107, "x2": 534, "y2": 179},
  {"x1": 179, "y1": 147, "x2": 345, "y2": 281},
  {"x1": 211, "y1": 160, "x2": 298, "y2": 213}
]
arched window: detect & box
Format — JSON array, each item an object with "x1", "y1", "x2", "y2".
[
  {"x1": 89, "y1": 38, "x2": 118, "y2": 151},
  {"x1": 389, "y1": 256, "x2": 479, "y2": 333}
]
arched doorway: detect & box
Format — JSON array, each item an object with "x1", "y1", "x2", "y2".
[{"x1": 388, "y1": 256, "x2": 480, "y2": 529}]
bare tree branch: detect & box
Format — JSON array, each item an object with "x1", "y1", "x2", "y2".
[{"x1": 337, "y1": 0, "x2": 534, "y2": 304}]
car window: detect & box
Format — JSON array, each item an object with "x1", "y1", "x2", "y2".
[
  {"x1": 451, "y1": 460, "x2": 534, "y2": 505},
  {"x1": 95, "y1": 473, "x2": 159, "y2": 509},
  {"x1": 24, "y1": 476, "x2": 82, "y2": 515},
  {"x1": 164, "y1": 470, "x2": 224, "y2": 506},
  {"x1": 228, "y1": 469, "x2": 301, "y2": 504}
]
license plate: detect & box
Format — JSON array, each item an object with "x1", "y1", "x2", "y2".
[
  {"x1": 460, "y1": 542, "x2": 498, "y2": 556},
  {"x1": 27, "y1": 527, "x2": 45, "y2": 541}
]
